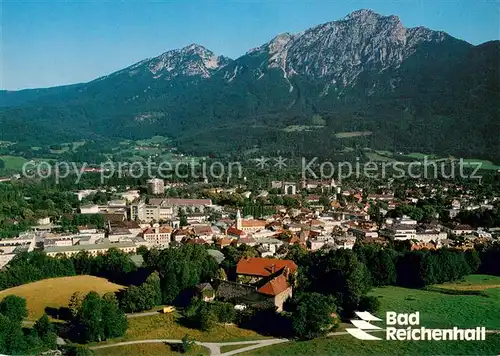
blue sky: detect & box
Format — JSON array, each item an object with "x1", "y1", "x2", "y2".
[{"x1": 1, "y1": 0, "x2": 499, "y2": 90}]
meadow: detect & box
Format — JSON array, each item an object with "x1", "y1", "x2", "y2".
[
  {"x1": 93, "y1": 343, "x2": 209, "y2": 356},
  {"x1": 335, "y1": 131, "x2": 372, "y2": 138},
  {"x1": 242, "y1": 275, "x2": 500, "y2": 355},
  {"x1": 363, "y1": 149, "x2": 500, "y2": 171},
  {"x1": 0, "y1": 275, "x2": 124, "y2": 320},
  {"x1": 0, "y1": 155, "x2": 29, "y2": 171},
  {"x1": 92, "y1": 313, "x2": 268, "y2": 345}
]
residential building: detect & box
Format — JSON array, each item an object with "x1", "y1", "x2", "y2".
[
  {"x1": 143, "y1": 226, "x2": 172, "y2": 247},
  {"x1": 80, "y1": 204, "x2": 99, "y2": 214},
  {"x1": 44, "y1": 241, "x2": 137, "y2": 257},
  {"x1": 236, "y1": 210, "x2": 267, "y2": 232},
  {"x1": 236, "y1": 257, "x2": 297, "y2": 283},
  {"x1": 129, "y1": 198, "x2": 213, "y2": 223},
  {"x1": 147, "y1": 178, "x2": 165, "y2": 195}
]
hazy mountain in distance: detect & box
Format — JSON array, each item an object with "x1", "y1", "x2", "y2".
[{"x1": 1, "y1": 9, "x2": 498, "y2": 161}]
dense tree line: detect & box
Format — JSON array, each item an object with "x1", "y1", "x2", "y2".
[
  {"x1": 292, "y1": 243, "x2": 500, "y2": 319},
  {"x1": 118, "y1": 272, "x2": 162, "y2": 313},
  {"x1": 354, "y1": 244, "x2": 495, "y2": 289},
  {"x1": 70, "y1": 292, "x2": 127, "y2": 343},
  {"x1": 184, "y1": 298, "x2": 236, "y2": 331},
  {"x1": 288, "y1": 292, "x2": 339, "y2": 339},
  {"x1": 0, "y1": 296, "x2": 57, "y2": 354},
  {"x1": 142, "y1": 244, "x2": 218, "y2": 304},
  {"x1": 0, "y1": 251, "x2": 76, "y2": 290},
  {"x1": 242, "y1": 203, "x2": 276, "y2": 219},
  {"x1": 0, "y1": 249, "x2": 136, "y2": 291},
  {"x1": 297, "y1": 249, "x2": 371, "y2": 317}
]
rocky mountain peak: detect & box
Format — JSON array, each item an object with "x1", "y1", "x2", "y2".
[
  {"x1": 120, "y1": 44, "x2": 232, "y2": 80},
  {"x1": 238, "y1": 9, "x2": 450, "y2": 90},
  {"x1": 343, "y1": 8, "x2": 381, "y2": 21}
]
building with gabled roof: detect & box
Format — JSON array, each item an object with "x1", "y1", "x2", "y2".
[{"x1": 236, "y1": 257, "x2": 297, "y2": 279}]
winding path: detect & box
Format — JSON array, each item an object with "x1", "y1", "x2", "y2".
[
  {"x1": 89, "y1": 329, "x2": 500, "y2": 355},
  {"x1": 89, "y1": 338, "x2": 289, "y2": 356}
]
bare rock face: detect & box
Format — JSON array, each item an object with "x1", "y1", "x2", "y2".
[
  {"x1": 120, "y1": 43, "x2": 232, "y2": 80},
  {"x1": 246, "y1": 9, "x2": 449, "y2": 89}
]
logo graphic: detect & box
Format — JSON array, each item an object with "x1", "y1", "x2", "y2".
[
  {"x1": 347, "y1": 311, "x2": 487, "y2": 342},
  {"x1": 346, "y1": 311, "x2": 383, "y2": 340}
]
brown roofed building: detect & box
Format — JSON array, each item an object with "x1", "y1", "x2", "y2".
[
  {"x1": 257, "y1": 273, "x2": 290, "y2": 296},
  {"x1": 226, "y1": 226, "x2": 247, "y2": 239},
  {"x1": 236, "y1": 257, "x2": 297, "y2": 280}
]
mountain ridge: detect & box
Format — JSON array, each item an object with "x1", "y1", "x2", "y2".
[{"x1": 0, "y1": 9, "x2": 498, "y2": 162}]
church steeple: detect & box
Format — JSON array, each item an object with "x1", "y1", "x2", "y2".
[{"x1": 236, "y1": 209, "x2": 242, "y2": 230}]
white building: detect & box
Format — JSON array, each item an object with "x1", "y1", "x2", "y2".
[
  {"x1": 143, "y1": 226, "x2": 172, "y2": 247},
  {"x1": 147, "y1": 178, "x2": 165, "y2": 195},
  {"x1": 80, "y1": 204, "x2": 100, "y2": 214},
  {"x1": 0, "y1": 234, "x2": 36, "y2": 268},
  {"x1": 44, "y1": 241, "x2": 137, "y2": 257}
]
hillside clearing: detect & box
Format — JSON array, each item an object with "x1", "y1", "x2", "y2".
[
  {"x1": 335, "y1": 131, "x2": 372, "y2": 138},
  {"x1": 0, "y1": 275, "x2": 124, "y2": 319}
]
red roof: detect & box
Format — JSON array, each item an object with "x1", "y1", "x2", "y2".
[
  {"x1": 227, "y1": 227, "x2": 246, "y2": 237},
  {"x1": 257, "y1": 274, "x2": 290, "y2": 296},
  {"x1": 216, "y1": 237, "x2": 233, "y2": 247},
  {"x1": 241, "y1": 219, "x2": 267, "y2": 228},
  {"x1": 236, "y1": 257, "x2": 297, "y2": 277},
  {"x1": 143, "y1": 226, "x2": 172, "y2": 235},
  {"x1": 193, "y1": 225, "x2": 213, "y2": 235}
]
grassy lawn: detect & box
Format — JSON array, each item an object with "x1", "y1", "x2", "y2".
[
  {"x1": 242, "y1": 334, "x2": 500, "y2": 355},
  {"x1": 136, "y1": 135, "x2": 171, "y2": 146},
  {"x1": 71, "y1": 140, "x2": 86, "y2": 151},
  {"x1": 220, "y1": 343, "x2": 258, "y2": 353},
  {"x1": 365, "y1": 151, "x2": 395, "y2": 162},
  {"x1": 92, "y1": 314, "x2": 268, "y2": 346},
  {"x1": 0, "y1": 155, "x2": 29, "y2": 170},
  {"x1": 335, "y1": 131, "x2": 372, "y2": 138},
  {"x1": 374, "y1": 150, "x2": 394, "y2": 156},
  {"x1": 0, "y1": 275, "x2": 124, "y2": 320},
  {"x1": 401, "y1": 152, "x2": 440, "y2": 160},
  {"x1": 369, "y1": 285, "x2": 500, "y2": 330},
  {"x1": 243, "y1": 276, "x2": 500, "y2": 355},
  {"x1": 282, "y1": 125, "x2": 324, "y2": 132},
  {"x1": 459, "y1": 159, "x2": 500, "y2": 170},
  {"x1": 93, "y1": 343, "x2": 209, "y2": 356},
  {"x1": 430, "y1": 274, "x2": 500, "y2": 292}
]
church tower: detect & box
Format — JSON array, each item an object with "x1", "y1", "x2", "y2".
[{"x1": 236, "y1": 209, "x2": 242, "y2": 230}]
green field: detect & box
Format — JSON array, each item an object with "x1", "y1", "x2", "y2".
[
  {"x1": 0, "y1": 155, "x2": 30, "y2": 170},
  {"x1": 283, "y1": 125, "x2": 324, "y2": 132},
  {"x1": 430, "y1": 274, "x2": 500, "y2": 292},
  {"x1": 459, "y1": 159, "x2": 500, "y2": 171},
  {"x1": 242, "y1": 334, "x2": 500, "y2": 356},
  {"x1": 365, "y1": 151, "x2": 395, "y2": 162},
  {"x1": 243, "y1": 276, "x2": 500, "y2": 355},
  {"x1": 402, "y1": 152, "x2": 440, "y2": 160},
  {"x1": 93, "y1": 343, "x2": 209, "y2": 356},
  {"x1": 136, "y1": 135, "x2": 171, "y2": 146},
  {"x1": 335, "y1": 131, "x2": 372, "y2": 138},
  {"x1": 91, "y1": 313, "x2": 268, "y2": 347},
  {"x1": 362, "y1": 149, "x2": 500, "y2": 171}
]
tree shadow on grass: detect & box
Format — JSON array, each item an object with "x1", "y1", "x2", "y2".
[{"x1": 45, "y1": 306, "x2": 72, "y2": 321}]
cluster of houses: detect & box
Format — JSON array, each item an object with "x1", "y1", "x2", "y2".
[{"x1": 2, "y1": 179, "x2": 500, "y2": 270}]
